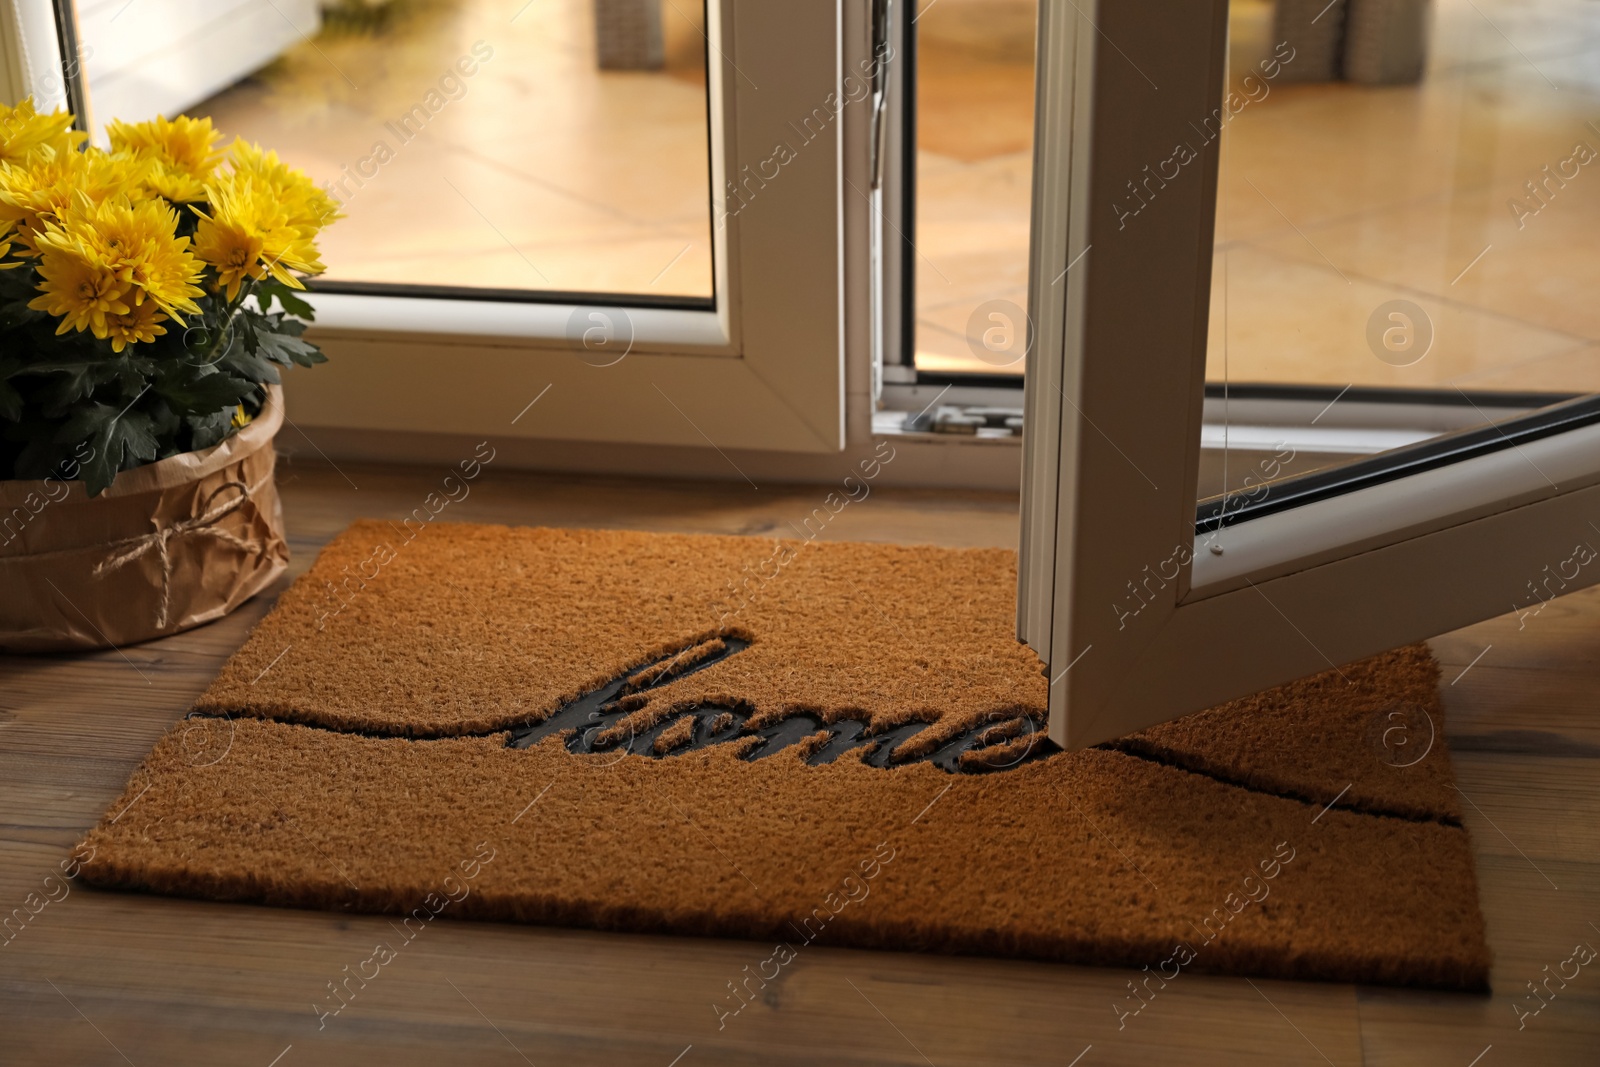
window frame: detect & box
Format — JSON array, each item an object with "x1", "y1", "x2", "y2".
[
  {"x1": 1018, "y1": 0, "x2": 1600, "y2": 749},
  {"x1": 876, "y1": 0, "x2": 1031, "y2": 400},
  {"x1": 13, "y1": 0, "x2": 857, "y2": 455}
]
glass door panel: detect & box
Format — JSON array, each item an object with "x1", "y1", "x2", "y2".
[
  {"x1": 1205, "y1": 0, "x2": 1600, "y2": 495},
  {"x1": 909, "y1": 0, "x2": 1035, "y2": 375},
  {"x1": 75, "y1": 0, "x2": 715, "y2": 300}
]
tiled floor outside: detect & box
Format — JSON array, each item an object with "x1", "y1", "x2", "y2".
[
  {"x1": 1205, "y1": 0, "x2": 1600, "y2": 394},
  {"x1": 192, "y1": 0, "x2": 715, "y2": 298}
]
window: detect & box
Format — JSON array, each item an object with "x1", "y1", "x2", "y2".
[
  {"x1": 905, "y1": 0, "x2": 1036, "y2": 379},
  {"x1": 72, "y1": 0, "x2": 715, "y2": 301},
  {"x1": 77, "y1": 0, "x2": 717, "y2": 301},
  {"x1": 8, "y1": 0, "x2": 857, "y2": 455},
  {"x1": 1019, "y1": 0, "x2": 1600, "y2": 747}
]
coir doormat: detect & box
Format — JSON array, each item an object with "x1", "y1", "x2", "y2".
[{"x1": 78, "y1": 521, "x2": 1490, "y2": 990}]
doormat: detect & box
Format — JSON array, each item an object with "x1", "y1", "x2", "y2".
[{"x1": 77, "y1": 521, "x2": 1491, "y2": 991}]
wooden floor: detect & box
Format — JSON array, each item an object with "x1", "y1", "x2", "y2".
[{"x1": 2, "y1": 459, "x2": 1596, "y2": 1065}]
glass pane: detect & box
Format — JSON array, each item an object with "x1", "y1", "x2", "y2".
[
  {"x1": 1205, "y1": 0, "x2": 1600, "y2": 492},
  {"x1": 910, "y1": 0, "x2": 1036, "y2": 375},
  {"x1": 76, "y1": 0, "x2": 714, "y2": 299}
]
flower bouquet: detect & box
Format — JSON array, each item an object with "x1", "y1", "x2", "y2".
[{"x1": 0, "y1": 99, "x2": 339, "y2": 651}]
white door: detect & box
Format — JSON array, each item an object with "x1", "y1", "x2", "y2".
[{"x1": 1019, "y1": 0, "x2": 1600, "y2": 748}]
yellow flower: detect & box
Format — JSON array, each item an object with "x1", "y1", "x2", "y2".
[
  {"x1": 228, "y1": 139, "x2": 342, "y2": 239},
  {"x1": 0, "y1": 145, "x2": 143, "y2": 253},
  {"x1": 27, "y1": 233, "x2": 131, "y2": 339},
  {"x1": 108, "y1": 115, "x2": 225, "y2": 176},
  {"x1": 141, "y1": 161, "x2": 209, "y2": 203},
  {"x1": 104, "y1": 300, "x2": 168, "y2": 353},
  {"x1": 28, "y1": 194, "x2": 203, "y2": 343},
  {"x1": 0, "y1": 100, "x2": 82, "y2": 167},
  {"x1": 1, "y1": 103, "x2": 338, "y2": 347},
  {"x1": 193, "y1": 169, "x2": 328, "y2": 299},
  {"x1": 191, "y1": 198, "x2": 271, "y2": 301},
  {"x1": 108, "y1": 115, "x2": 225, "y2": 203},
  {"x1": 71, "y1": 196, "x2": 204, "y2": 320}
]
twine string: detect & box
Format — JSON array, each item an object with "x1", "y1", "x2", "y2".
[{"x1": 90, "y1": 474, "x2": 271, "y2": 628}]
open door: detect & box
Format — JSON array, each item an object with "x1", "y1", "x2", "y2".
[{"x1": 1020, "y1": 0, "x2": 1600, "y2": 748}]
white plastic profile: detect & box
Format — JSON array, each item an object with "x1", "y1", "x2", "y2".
[{"x1": 1190, "y1": 419, "x2": 1600, "y2": 595}]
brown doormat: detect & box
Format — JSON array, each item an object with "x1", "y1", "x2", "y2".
[{"x1": 77, "y1": 521, "x2": 1491, "y2": 991}]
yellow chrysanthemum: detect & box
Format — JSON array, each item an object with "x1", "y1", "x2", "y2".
[
  {"x1": 191, "y1": 202, "x2": 270, "y2": 300},
  {"x1": 108, "y1": 115, "x2": 225, "y2": 176},
  {"x1": 0, "y1": 100, "x2": 82, "y2": 167},
  {"x1": 142, "y1": 160, "x2": 210, "y2": 203},
  {"x1": 27, "y1": 234, "x2": 131, "y2": 339},
  {"x1": 43, "y1": 194, "x2": 206, "y2": 321},
  {"x1": 104, "y1": 300, "x2": 169, "y2": 353},
  {"x1": 193, "y1": 169, "x2": 329, "y2": 299},
  {"x1": 228, "y1": 139, "x2": 343, "y2": 236},
  {"x1": 107, "y1": 115, "x2": 225, "y2": 203},
  {"x1": 4, "y1": 99, "x2": 340, "y2": 353},
  {"x1": 0, "y1": 145, "x2": 144, "y2": 253},
  {"x1": 27, "y1": 193, "x2": 202, "y2": 344}
]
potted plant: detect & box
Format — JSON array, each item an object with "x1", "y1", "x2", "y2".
[{"x1": 0, "y1": 100, "x2": 339, "y2": 651}]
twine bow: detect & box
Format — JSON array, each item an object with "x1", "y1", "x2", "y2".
[{"x1": 92, "y1": 475, "x2": 270, "y2": 629}]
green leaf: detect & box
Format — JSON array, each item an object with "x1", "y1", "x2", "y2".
[
  {"x1": 10, "y1": 358, "x2": 112, "y2": 405},
  {"x1": 114, "y1": 356, "x2": 155, "y2": 394},
  {"x1": 0, "y1": 271, "x2": 327, "y2": 487},
  {"x1": 0, "y1": 268, "x2": 45, "y2": 328},
  {"x1": 61, "y1": 402, "x2": 161, "y2": 497},
  {"x1": 211, "y1": 330, "x2": 283, "y2": 385},
  {"x1": 0, "y1": 355, "x2": 22, "y2": 423},
  {"x1": 10, "y1": 428, "x2": 71, "y2": 481},
  {"x1": 151, "y1": 365, "x2": 255, "y2": 416},
  {"x1": 186, "y1": 408, "x2": 236, "y2": 452},
  {"x1": 257, "y1": 279, "x2": 316, "y2": 320},
  {"x1": 78, "y1": 443, "x2": 118, "y2": 497},
  {"x1": 254, "y1": 320, "x2": 327, "y2": 368}
]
